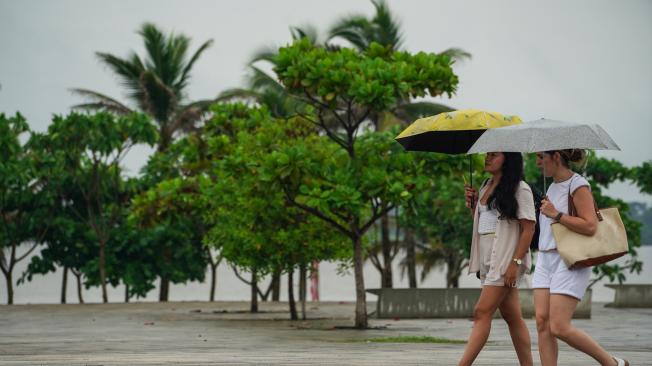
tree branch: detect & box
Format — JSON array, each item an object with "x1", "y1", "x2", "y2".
[
  {"x1": 281, "y1": 184, "x2": 352, "y2": 238},
  {"x1": 361, "y1": 203, "x2": 395, "y2": 236},
  {"x1": 230, "y1": 265, "x2": 253, "y2": 286}
]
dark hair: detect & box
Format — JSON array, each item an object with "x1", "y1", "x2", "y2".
[
  {"x1": 488, "y1": 152, "x2": 524, "y2": 220},
  {"x1": 545, "y1": 149, "x2": 587, "y2": 169}
]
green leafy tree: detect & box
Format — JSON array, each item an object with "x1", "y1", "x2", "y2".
[
  {"x1": 129, "y1": 175, "x2": 211, "y2": 301},
  {"x1": 0, "y1": 113, "x2": 51, "y2": 304},
  {"x1": 32, "y1": 112, "x2": 157, "y2": 303},
  {"x1": 197, "y1": 103, "x2": 349, "y2": 316},
  {"x1": 273, "y1": 39, "x2": 458, "y2": 327},
  {"x1": 19, "y1": 203, "x2": 96, "y2": 304}
]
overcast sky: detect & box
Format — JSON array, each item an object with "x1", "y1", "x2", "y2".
[{"x1": 1, "y1": 0, "x2": 651, "y2": 203}]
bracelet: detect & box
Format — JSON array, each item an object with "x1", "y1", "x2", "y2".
[{"x1": 554, "y1": 212, "x2": 563, "y2": 222}]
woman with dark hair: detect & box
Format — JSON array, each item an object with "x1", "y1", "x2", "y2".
[
  {"x1": 534, "y1": 149, "x2": 629, "y2": 366},
  {"x1": 459, "y1": 152, "x2": 535, "y2": 366}
]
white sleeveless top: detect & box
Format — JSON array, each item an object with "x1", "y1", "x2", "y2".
[
  {"x1": 538, "y1": 173, "x2": 591, "y2": 251},
  {"x1": 478, "y1": 203, "x2": 498, "y2": 234}
]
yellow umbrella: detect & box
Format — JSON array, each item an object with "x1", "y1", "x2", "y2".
[
  {"x1": 395, "y1": 109, "x2": 522, "y2": 195},
  {"x1": 396, "y1": 109, "x2": 522, "y2": 153}
]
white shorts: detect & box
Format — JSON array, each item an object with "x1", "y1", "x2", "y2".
[
  {"x1": 478, "y1": 234, "x2": 520, "y2": 287},
  {"x1": 532, "y1": 250, "x2": 591, "y2": 301}
]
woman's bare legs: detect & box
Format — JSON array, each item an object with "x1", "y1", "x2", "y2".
[
  {"x1": 498, "y1": 288, "x2": 533, "y2": 366},
  {"x1": 549, "y1": 294, "x2": 618, "y2": 366},
  {"x1": 458, "y1": 286, "x2": 510, "y2": 366},
  {"x1": 534, "y1": 289, "x2": 558, "y2": 366}
]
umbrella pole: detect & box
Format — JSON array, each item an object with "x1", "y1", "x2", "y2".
[
  {"x1": 469, "y1": 155, "x2": 474, "y2": 207},
  {"x1": 469, "y1": 155, "x2": 473, "y2": 188}
]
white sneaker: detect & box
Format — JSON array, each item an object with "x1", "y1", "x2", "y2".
[{"x1": 613, "y1": 356, "x2": 629, "y2": 366}]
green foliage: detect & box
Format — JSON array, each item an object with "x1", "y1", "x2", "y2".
[
  {"x1": 275, "y1": 39, "x2": 458, "y2": 112},
  {"x1": 199, "y1": 103, "x2": 349, "y2": 275},
  {"x1": 23, "y1": 111, "x2": 157, "y2": 300},
  {"x1": 631, "y1": 161, "x2": 652, "y2": 194},
  {"x1": 0, "y1": 113, "x2": 52, "y2": 301}
]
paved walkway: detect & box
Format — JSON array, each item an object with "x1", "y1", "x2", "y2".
[{"x1": 0, "y1": 301, "x2": 650, "y2": 365}]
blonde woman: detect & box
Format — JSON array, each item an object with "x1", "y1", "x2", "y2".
[{"x1": 534, "y1": 149, "x2": 629, "y2": 366}]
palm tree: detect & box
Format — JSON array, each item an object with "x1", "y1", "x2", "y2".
[{"x1": 72, "y1": 23, "x2": 214, "y2": 151}]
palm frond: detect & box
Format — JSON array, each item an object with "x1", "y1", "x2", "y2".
[
  {"x1": 177, "y1": 38, "x2": 214, "y2": 93},
  {"x1": 370, "y1": 0, "x2": 403, "y2": 50},
  {"x1": 69, "y1": 88, "x2": 134, "y2": 115},
  {"x1": 248, "y1": 66, "x2": 284, "y2": 94},
  {"x1": 139, "y1": 71, "x2": 177, "y2": 124},
  {"x1": 249, "y1": 44, "x2": 280, "y2": 65},
  {"x1": 439, "y1": 47, "x2": 472, "y2": 62},
  {"x1": 216, "y1": 88, "x2": 262, "y2": 103},
  {"x1": 139, "y1": 23, "x2": 167, "y2": 78},
  {"x1": 290, "y1": 24, "x2": 320, "y2": 44},
  {"x1": 328, "y1": 16, "x2": 371, "y2": 51},
  {"x1": 96, "y1": 51, "x2": 146, "y2": 107}
]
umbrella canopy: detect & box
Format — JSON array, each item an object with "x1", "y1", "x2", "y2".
[
  {"x1": 395, "y1": 109, "x2": 522, "y2": 154},
  {"x1": 467, "y1": 118, "x2": 621, "y2": 194},
  {"x1": 467, "y1": 118, "x2": 620, "y2": 154}
]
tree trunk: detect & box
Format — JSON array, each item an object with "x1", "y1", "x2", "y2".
[
  {"x1": 271, "y1": 268, "x2": 281, "y2": 302},
  {"x1": 125, "y1": 284, "x2": 129, "y2": 303},
  {"x1": 288, "y1": 267, "x2": 298, "y2": 320},
  {"x1": 250, "y1": 271, "x2": 258, "y2": 313},
  {"x1": 380, "y1": 212, "x2": 393, "y2": 289},
  {"x1": 98, "y1": 241, "x2": 108, "y2": 303},
  {"x1": 310, "y1": 261, "x2": 319, "y2": 301},
  {"x1": 159, "y1": 276, "x2": 170, "y2": 302},
  {"x1": 299, "y1": 264, "x2": 307, "y2": 320},
  {"x1": 4, "y1": 271, "x2": 13, "y2": 305},
  {"x1": 209, "y1": 262, "x2": 217, "y2": 302},
  {"x1": 352, "y1": 234, "x2": 367, "y2": 328},
  {"x1": 446, "y1": 255, "x2": 463, "y2": 288},
  {"x1": 61, "y1": 266, "x2": 68, "y2": 304},
  {"x1": 159, "y1": 247, "x2": 172, "y2": 302},
  {"x1": 405, "y1": 228, "x2": 417, "y2": 288},
  {"x1": 73, "y1": 270, "x2": 84, "y2": 304}
]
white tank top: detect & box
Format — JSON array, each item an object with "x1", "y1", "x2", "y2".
[
  {"x1": 478, "y1": 203, "x2": 498, "y2": 234},
  {"x1": 538, "y1": 173, "x2": 591, "y2": 251}
]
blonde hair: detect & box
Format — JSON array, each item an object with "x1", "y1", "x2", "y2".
[{"x1": 546, "y1": 149, "x2": 588, "y2": 171}]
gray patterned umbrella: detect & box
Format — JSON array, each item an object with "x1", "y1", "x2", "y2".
[
  {"x1": 467, "y1": 118, "x2": 620, "y2": 193},
  {"x1": 467, "y1": 118, "x2": 620, "y2": 154}
]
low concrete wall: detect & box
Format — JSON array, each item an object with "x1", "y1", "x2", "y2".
[
  {"x1": 605, "y1": 284, "x2": 652, "y2": 308},
  {"x1": 366, "y1": 288, "x2": 592, "y2": 319}
]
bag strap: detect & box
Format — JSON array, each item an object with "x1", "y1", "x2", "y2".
[{"x1": 566, "y1": 174, "x2": 603, "y2": 221}]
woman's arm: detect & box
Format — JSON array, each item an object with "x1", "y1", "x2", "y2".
[
  {"x1": 541, "y1": 186, "x2": 598, "y2": 235},
  {"x1": 503, "y1": 219, "x2": 535, "y2": 286}
]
